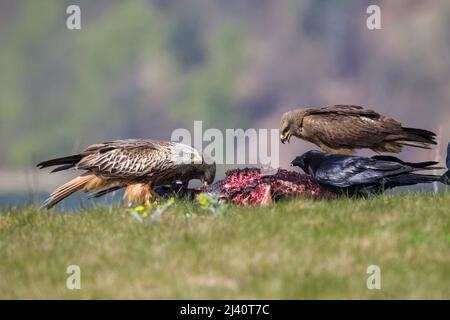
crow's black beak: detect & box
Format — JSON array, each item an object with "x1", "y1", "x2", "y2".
[{"x1": 290, "y1": 158, "x2": 302, "y2": 168}]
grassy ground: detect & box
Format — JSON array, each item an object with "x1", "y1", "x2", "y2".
[{"x1": 0, "y1": 192, "x2": 449, "y2": 299}]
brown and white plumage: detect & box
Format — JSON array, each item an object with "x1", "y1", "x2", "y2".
[
  {"x1": 280, "y1": 105, "x2": 437, "y2": 154},
  {"x1": 37, "y1": 139, "x2": 215, "y2": 209}
]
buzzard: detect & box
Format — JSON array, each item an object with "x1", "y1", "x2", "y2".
[
  {"x1": 37, "y1": 139, "x2": 215, "y2": 209},
  {"x1": 291, "y1": 143, "x2": 450, "y2": 196},
  {"x1": 280, "y1": 105, "x2": 437, "y2": 154}
]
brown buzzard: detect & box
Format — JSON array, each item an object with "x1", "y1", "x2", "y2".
[
  {"x1": 37, "y1": 139, "x2": 215, "y2": 209},
  {"x1": 280, "y1": 105, "x2": 436, "y2": 154}
]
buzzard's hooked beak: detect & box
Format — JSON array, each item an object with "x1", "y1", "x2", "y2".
[{"x1": 280, "y1": 132, "x2": 292, "y2": 144}]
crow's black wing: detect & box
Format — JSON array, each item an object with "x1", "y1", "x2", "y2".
[
  {"x1": 371, "y1": 155, "x2": 407, "y2": 164},
  {"x1": 314, "y1": 156, "x2": 412, "y2": 187},
  {"x1": 371, "y1": 155, "x2": 440, "y2": 169}
]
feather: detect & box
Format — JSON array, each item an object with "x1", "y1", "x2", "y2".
[
  {"x1": 124, "y1": 183, "x2": 152, "y2": 203},
  {"x1": 41, "y1": 173, "x2": 95, "y2": 209},
  {"x1": 37, "y1": 139, "x2": 216, "y2": 208},
  {"x1": 37, "y1": 154, "x2": 82, "y2": 169},
  {"x1": 88, "y1": 186, "x2": 123, "y2": 199},
  {"x1": 280, "y1": 105, "x2": 437, "y2": 154},
  {"x1": 292, "y1": 149, "x2": 447, "y2": 195}
]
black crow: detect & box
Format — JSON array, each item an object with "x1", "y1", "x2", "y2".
[{"x1": 291, "y1": 143, "x2": 450, "y2": 196}]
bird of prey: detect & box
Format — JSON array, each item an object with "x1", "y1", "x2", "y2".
[
  {"x1": 37, "y1": 139, "x2": 215, "y2": 209},
  {"x1": 280, "y1": 105, "x2": 437, "y2": 154},
  {"x1": 291, "y1": 143, "x2": 450, "y2": 196}
]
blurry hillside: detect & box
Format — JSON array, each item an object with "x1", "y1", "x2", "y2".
[{"x1": 1, "y1": 0, "x2": 449, "y2": 175}]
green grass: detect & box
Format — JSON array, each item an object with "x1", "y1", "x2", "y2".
[{"x1": 0, "y1": 192, "x2": 449, "y2": 299}]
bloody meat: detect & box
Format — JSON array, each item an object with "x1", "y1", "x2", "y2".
[{"x1": 156, "y1": 167, "x2": 336, "y2": 205}]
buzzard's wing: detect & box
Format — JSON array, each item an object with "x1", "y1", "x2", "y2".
[
  {"x1": 302, "y1": 114, "x2": 384, "y2": 148},
  {"x1": 76, "y1": 140, "x2": 174, "y2": 179},
  {"x1": 304, "y1": 105, "x2": 380, "y2": 118},
  {"x1": 302, "y1": 105, "x2": 398, "y2": 148}
]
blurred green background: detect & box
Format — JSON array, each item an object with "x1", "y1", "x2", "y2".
[{"x1": 0, "y1": 0, "x2": 449, "y2": 196}]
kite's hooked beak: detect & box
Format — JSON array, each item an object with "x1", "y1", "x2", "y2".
[{"x1": 280, "y1": 132, "x2": 292, "y2": 144}]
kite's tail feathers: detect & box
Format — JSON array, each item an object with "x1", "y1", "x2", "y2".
[
  {"x1": 41, "y1": 173, "x2": 96, "y2": 209},
  {"x1": 398, "y1": 127, "x2": 437, "y2": 148},
  {"x1": 37, "y1": 154, "x2": 83, "y2": 172}
]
